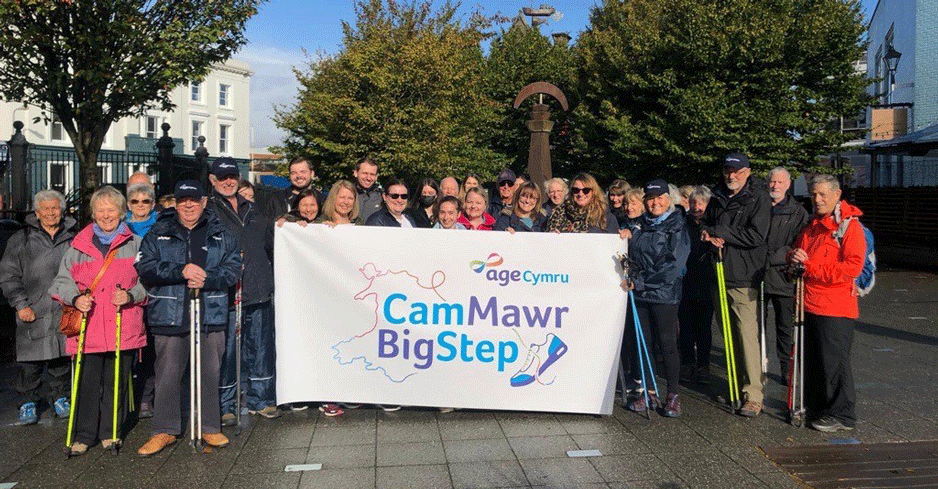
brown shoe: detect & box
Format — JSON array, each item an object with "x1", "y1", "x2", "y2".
[
  {"x1": 739, "y1": 401, "x2": 763, "y2": 417},
  {"x1": 202, "y1": 432, "x2": 229, "y2": 448},
  {"x1": 137, "y1": 433, "x2": 176, "y2": 457}
]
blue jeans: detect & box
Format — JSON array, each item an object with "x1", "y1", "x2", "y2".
[{"x1": 220, "y1": 300, "x2": 276, "y2": 413}]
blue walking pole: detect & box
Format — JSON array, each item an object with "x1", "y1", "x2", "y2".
[{"x1": 629, "y1": 290, "x2": 659, "y2": 416}]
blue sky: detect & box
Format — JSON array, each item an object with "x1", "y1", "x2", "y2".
[{"x1": 238, "y1": 0, "x2": 880, "y2": 149}]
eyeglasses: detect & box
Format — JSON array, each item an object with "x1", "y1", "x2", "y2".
[
  {"x1": 498, "y1": 181, "x2": 514, "y2": 188},
  {"x1": 571, "y1": 187, "x2": 592, "y2": 195},
  {"x1": 388, "y1": 193, "x2": 409, "y2": 200},
  {"x1": 130, "y1": 199, "x2": 153, "y2": 205}
]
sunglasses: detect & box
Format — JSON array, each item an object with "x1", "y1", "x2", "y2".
[
  {"x1": 571, "y1": 187, "x2": 592, "y2": 195},
  {"x1": 130, "y1": 199, "x2": 153, "y2": 205},
  {"x1": 387, "y1": 193, "x2": 409, "y2": 200},
  {"x1": 498, "y1": 181, "x2": 514, "y2": 188}
]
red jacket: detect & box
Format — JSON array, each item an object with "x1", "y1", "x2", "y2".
[
  {"x1": 794, "y1": 201, "x2": 865, "y2": 319},
  {"x1": 457, "y1": 212, "x2": 495, "y2": 231}
]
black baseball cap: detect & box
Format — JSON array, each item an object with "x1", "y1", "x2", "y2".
[
  {"x1": 211, "y1": 157, "x2": 240, "y2": 179},
  {"x1": 723, "y1": 153, "x2": 750, "y2": 170},
  {"x1": 174, "y1": 180, "x2": 205, "y2": 200},
  {"x1": 497, "y1": 169, "x2": 517, "y2": 184},
  {"x1": 644, "y1": 179, "x2": 669, "y2": 198}
]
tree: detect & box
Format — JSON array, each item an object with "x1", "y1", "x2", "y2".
[
  {"x1": 484, "y1": 19, "x2": 578, "y2": 178},
  {"x1": 275, "y1": 0, "x2": 508, "y2": 185},
  {"x1": 574, "y1": 0, "x2": 870, "y2": 184},
  {"x1": 0, "y1": 0, "x2": 260, "y2": 219}
]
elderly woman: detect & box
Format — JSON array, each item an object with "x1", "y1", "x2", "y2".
[
  {"x1": 625, "y1": 180, "x2": 690, "y2": 418},
  {"x1": 542, "y1": 178, "x2": 567, "y2": 214},
  {"x1": 494, "y1": 181, "x2": 548, "y2": 233},
  {"x1": 679, "y1": 186, "x2": 716, "y2": 384},
  {"x1": 546, "y1": 173, "x2": 618, "y2": 234},
  {"x1": 48, "y1": 186, "x2": 146, "y2": 454},
  {"x1": 0, "y1": 190, "x2": 77, "y2": 425},
  {"x1": 457, "y1": 187, "x2": 495, "y2": 230},
  {"x1": 125, "y1": 183, "x2": 158, "y2": 237}
]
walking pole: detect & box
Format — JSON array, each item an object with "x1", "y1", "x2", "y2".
[
  {"x1": 234, "y1": 279, "x2": 243, "y2": 436},
  {"x1": 760, "y1": 281, "x2": 767, "y2": 385},
  {"x1": 65, "y1": 309, "x2": 89, "y2": 458},
  {"x1": 716, "y1": 249, "x2": 741, "y2": 411},
  {"x1": 788, "y1": 276, "x2": 806, "y2": 427},
  {"x1": 108, "y1": 290, "x2": 124, "y2": 455},
  {"x1": 630, "y1": 290, "x2": 659, "y2": 418},
  {"x1": 190, "y1": 289, "x2": 204, "y2": 453}
]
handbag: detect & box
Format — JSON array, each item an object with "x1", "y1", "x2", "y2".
[{"x1": 59, "y1": 248, "x2": 119, "y2": 337}]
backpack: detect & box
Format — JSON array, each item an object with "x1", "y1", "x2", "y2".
[{"x1": 832, "y1": 215, "x2": 876, "y2": 296}]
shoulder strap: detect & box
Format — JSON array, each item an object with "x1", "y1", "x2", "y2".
[
  {"x1": 832, "y1": 216, "x2": 854, "y2": 247},
  {"x1": 87, "y1": 248, "x2": 119, "y2": 292}
]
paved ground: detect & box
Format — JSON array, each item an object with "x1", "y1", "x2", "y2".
[{"x1": 0, "y1": 268, "x2": 935, "y2": 489}]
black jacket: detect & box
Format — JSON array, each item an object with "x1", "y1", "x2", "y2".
[
  {"x1": 701, "y1": 178, "x2": 771, "y2": 288},
  {"x1": 364, "y1": 207, "x2": 416, "y2": 227},
  {"x1": 208, "y1": 192, "x2": 274, "y2": 306},
  {"x1": 764, "y1": 195, "x2": 809, "y2": 297},
  {"x1": 493, "y1": 208, "x2": 548, "y2": 232},
  {"x1": 135, "y1": 209, "x2": 241, "y2": 335},
  {"x1": 628, "y1": 209, "x2": 691, "y2": 305},
  {"x1": 405, "y1": 206, "x2": 435, "y2": 228},
  {"x1": 682, "y1": 215, "x2": 715, "y2": 303}
]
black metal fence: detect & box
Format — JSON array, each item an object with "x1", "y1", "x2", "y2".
[
  {"x1": 870, "y1": 156, "x2": 938, "y2": 187},
  {"x1": 1, "y1": 122, "x2": 249, "y2": 221}
]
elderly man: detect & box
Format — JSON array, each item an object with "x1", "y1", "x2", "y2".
[
  {"x1": 440, "y1": 176, "x2": 459, "y2": 198},
  {"x1": 764, "y1": 167, "x2": 809, "y2": 384},
  {"x1": 789, "y1": 175, "x2": 864, "y2": 432},
  {"x1": 135, "y1": 180, "x2": 241, "y2": 456},
  {"x1": 0, "y1": 190, "x2": 77, "y2": 425},
  {"x1": 700, "y1": 153, "x2": 771, "y2": 417},
  {"x1": 266, "y1": 157, "x2": 316, "y2": 219},
  {"x1": 207, "y1": 158, "x2": 279, "y2": 423},
  {"x1": 354, "y1": 156, "x2": 382, "y2": 222}
]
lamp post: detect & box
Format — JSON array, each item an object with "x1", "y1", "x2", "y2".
[{"x1": 884, "y1": 46, "x2": 901, "y2": 105}]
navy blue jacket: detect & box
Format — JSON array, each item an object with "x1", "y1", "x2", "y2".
[
  {"x1": 364, "y1": 207, "x2": 416, "y2": 227},
  {"x1": 208, "y1": 192, "x2": 274, "y2": 306},
  {"x1": 701, "y1": 178, "x2": 771, "y2": 288},
  {"x1": 493, "y1": 208, "x2": 548, "y2": 232},
  {"x1": 628, "y1": 209, "x2": 691, "y2": 305},
  {"x1": 135, "y1": 209, "x2": 241, "y2": 335}
]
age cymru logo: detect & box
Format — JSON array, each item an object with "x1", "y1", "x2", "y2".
[{"x1": 471, "y1": 253, "x2": 570, "y2": 287}]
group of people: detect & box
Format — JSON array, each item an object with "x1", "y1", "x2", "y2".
[{"x1": 0, "y1": 151, "x2": 867, "y2": 459}]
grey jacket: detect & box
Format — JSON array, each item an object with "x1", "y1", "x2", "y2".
[
  {"x1": 0, "y1": 215, "x2": 77, "y2": 361},
  {"x1": 357, "y1": 183, "x2": 383, "y2": 223}
]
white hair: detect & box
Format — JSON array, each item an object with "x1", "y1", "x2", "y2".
[
  {"x1": 689, "y1": 185, "x2": 712, "y2": 203},
  {"x1": 768, "y1": 167, "x2": 792, "y2": 181},
  {"x1": 34, "y1": 189, "x2": 66, "y2": 212},
  {"x1": 809, "y1": 174, "x2": 840, "y2": 192},
  {"x1": 126, "y1": 183, "x2": 156, "y2": 201}
]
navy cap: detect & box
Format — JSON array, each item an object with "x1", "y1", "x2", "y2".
[
  {"x1": 174, "y1": 180, "x2": 205, "y2": 200},
  {"x1": 497, "y1": 168, "x2": 516, "y2": 184},
  {"x1": 723, "y1": 153, "x2": 750, "y2": 170},
  {"x1": 644, "y1": 179, "x2": 669, "y2": 198},
  {"x1": 211, "y1": 157, "x2": 240, "y2": 178}
]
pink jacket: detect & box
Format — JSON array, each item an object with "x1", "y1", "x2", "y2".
[{"x1": 50, "y1": 224, "x2": 147, "y2": 355}]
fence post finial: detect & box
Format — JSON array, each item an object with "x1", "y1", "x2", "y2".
[{"x1": 8, "y1": 121, "x2": 30, "y2": 212}]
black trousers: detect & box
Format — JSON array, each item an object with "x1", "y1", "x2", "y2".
[
  {"x1": 16, "y1": 357, "x2": 70, "y2": 406},
  {"x1": 135, "y1": 331, "x2": 156, "y2": 406},
  {"x1": 633, "y1": 302, "x2": 680, "y2": 395},
  {"x1": 678, "y1": 296, "x2": 714, "y2": 367},
  {"x1": 804, "y1": 313, "x2": 857, "y2": 426},
  {"x1": 768, "y1": 294, "x2": 795, "y2": 381},
  {"x1": 73, "y1": 351, "x2": 134, "y2": 445}
]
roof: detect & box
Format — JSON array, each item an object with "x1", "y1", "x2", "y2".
[{"x1": 863, "y1": 123, "x2": 938, "y2": 155}]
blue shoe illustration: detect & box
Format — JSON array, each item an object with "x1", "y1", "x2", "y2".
[{"x1": 510, "y1": 334, "x2": 568, "y2": 387}]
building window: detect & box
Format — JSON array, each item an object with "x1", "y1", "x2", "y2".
[
  {"x1": 49, "y1": 162, "x2": 69, "y2": 194},
  {"x1": 146, "y1": 116, "x2": 159, "y2": 139},
  {"x1": 191, "y1": 82, "x2": 202, "y2": 103},
  {"x1": 219, "y1": 124, "x2": 230, "y2": 154},
  {"x1": 191, "y1": 120, "x2": 203, "y2": 151},
  {"x1": 51, "y1": 115, "x2": 64, "y2": 141},
  {"x1": 219, "y1": 83, "x2": 231, "y2": 107}
]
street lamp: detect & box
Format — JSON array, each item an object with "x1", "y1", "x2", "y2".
[{"x1": 884, "y1": 46, "x2": 901, "y2": 104}]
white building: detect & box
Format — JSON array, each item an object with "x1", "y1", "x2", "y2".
[{"x1": 1, "y1": 59, "x2": 253, "y2": 159}]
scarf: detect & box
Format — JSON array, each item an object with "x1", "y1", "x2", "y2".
[
  {"x1": 546, "y1": 199, "x2": 591, "y2": 233},
  {"x1": 92, "y1": 222, "x2": 127, "y2": 245}
]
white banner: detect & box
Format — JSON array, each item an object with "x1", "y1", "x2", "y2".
[{"x1": 274, "y1": 224, "x2": 628, "y2": 415}]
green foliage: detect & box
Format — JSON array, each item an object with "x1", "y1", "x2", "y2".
[
  {"x1": 573, "y1": 0, "x2": 871, "y2": 185},
  {"x1": 0, "y1": 0, "x2": 260, "y2": 218},
  {"x1": 275, "y1": 0, "x2": 508, "y2": 185}
]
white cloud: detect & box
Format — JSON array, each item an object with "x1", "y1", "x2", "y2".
[{"x1": 234, "y1": 44, "x2": 308, "y2": 150}]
